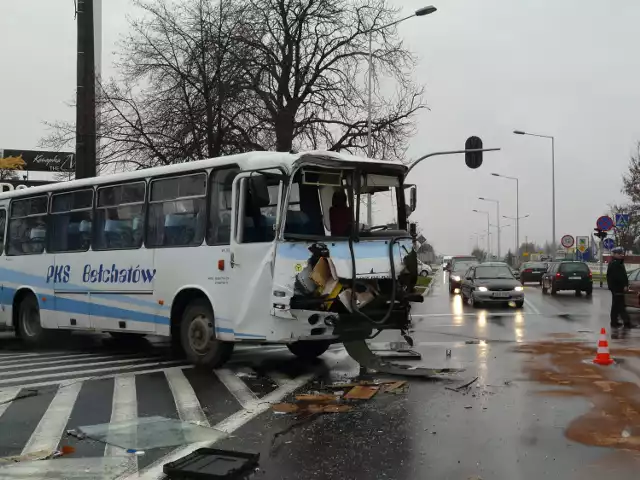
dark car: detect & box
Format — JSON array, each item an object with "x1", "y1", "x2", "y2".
[
  {"x1": 520, "y1": 262, "x2": 548, "y2": 284},
  {"x1": 448, "y1": 259, "x2": 479, "y2": 294},
  {"x1": 460, "y1": 263, "x2": 524, "y2": 308},
  {"x1": 541, "y1": 261, "x2": 592, "y2": 296}
]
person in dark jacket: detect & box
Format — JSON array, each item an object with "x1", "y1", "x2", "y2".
[{"x1": 607, "y1": 247, "x2": 631, "y2": 328}]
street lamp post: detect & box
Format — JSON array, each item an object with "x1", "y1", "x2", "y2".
[
  {"x1": 491, "y1": 173, "x2": 519, "y2": 262},
  {"x1": 479, "y1": 197, "x2": 500, "y2": 258},
  {"x1": 503, "y1": 214, "x2": 530, "y2": 261},
  {"x1": 514, "y1": 130, "x2": 555, "y2": 251},
  {"x1": 491, "y1": 224, "x2": 511, "y2": 257},
  {"x1": 473, "y1": 210, "x2": 491, "y2": 258},
  {"x1": 365, "y1": 5, "x2": 437, "y2": 225}
]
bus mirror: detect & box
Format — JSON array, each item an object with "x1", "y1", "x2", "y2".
[
  {"x1": 465, "y1": 136, "x2": 483, "y2": 169},
  {"x1": 409, "y1": 186, "x2": 417, "y2": 213},
  {"x1": 409, "y1": 222, "x2": 417, "y2": 238}
]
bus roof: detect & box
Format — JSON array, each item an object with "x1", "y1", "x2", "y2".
[{"x1": 0, "y1": 150, "x2": 406, "y2": 201}]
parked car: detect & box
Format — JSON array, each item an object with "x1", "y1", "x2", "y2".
[
  {"x1": 418, "y1": 261, "x2": 433, "y2": 277},
  {"x1": 519, "y1": 262, "x2": 548, "y2": 284},
  {"x1": 448, "y1": 259, "x2": 479, "y2": 294},
  {"x1": 541, "y1": 261, "x2": 592, "y2": 296},
  {"x1": 460, "y1": 262, "x2": 524, "y2": 308},
  {"x1": 625, "y1": 269, "x2": 640, "y2": 308}
]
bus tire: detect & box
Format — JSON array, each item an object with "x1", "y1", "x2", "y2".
[
  {"x1": 180, "y1": 299, "x2": 233, "y2": 369},
  {"x1": 17, "y1": 294, "x2": 48, "y2": 347},
  {"x1": 287, "y1": 340, "x2": 331, "y2": 360}
]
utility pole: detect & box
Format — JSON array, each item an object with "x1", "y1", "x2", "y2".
[{"x1": 75, "y1": 0, "x2": 98, "y2": 179}]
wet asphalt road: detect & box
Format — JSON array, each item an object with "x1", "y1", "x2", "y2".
[
  {"x1": 215, "y1": 272, "x2": 640, "y2": 480},
  {"x1": 2, "y1": 272, "x2": 640, "y2": 478}
]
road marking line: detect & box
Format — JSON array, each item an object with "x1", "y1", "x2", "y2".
[
  {"x1": 0, "y1": 387, "x2": 21, "y2": 419},
  {"x1": 214, "y1": 368, "x2": 258, "y2": 409},
  {"x1": 524, "y1": 298, "x2": 541, "y2": 314},
  {"x1": 165, "y1": 368, "x2": 209, "y2": 427},
  {"x1": 21, "y1": 381, "x2": 83, "y2": 455},
  {"x1": 131, "y1": 372, "x2": 315, "y2": 480},
  {"x1": 0, "y1": 356, "x2": 166, "y2": 377},
  {"x1": 0, "y1": 365, "x2": 195, "y2": 390},
  {"x1": 0, "y1": 353, "x2": 157, "y2": 371},
  {"x1": 0, "y1": 360, "x2": 188, "y2": 386},
  {"x1": 105, "y1": 374, "x2": 138, "y2": 475}
]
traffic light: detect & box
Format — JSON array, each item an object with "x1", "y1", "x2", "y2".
[{"x1": 594, "y1": 228, "x2": 608, "y2": 240}]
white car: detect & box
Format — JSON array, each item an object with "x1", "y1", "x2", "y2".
[{"x1": 418, "y1": 262, "x2": 433, "y2": 277}]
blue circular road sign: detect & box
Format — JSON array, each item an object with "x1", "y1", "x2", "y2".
[
  {"x1": 597, "y1": 215, "x2": 614, "y2": 231},
  {"x1": 603, "y1": 238, "x2": 615, "y2": 250}
]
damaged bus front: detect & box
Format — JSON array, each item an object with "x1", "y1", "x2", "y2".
[{"x1": 265, "y1": 154, "x2": 426, "y2": 372}]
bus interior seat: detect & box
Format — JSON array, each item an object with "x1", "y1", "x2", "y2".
[
  {"x1": 104, "y1": 219, "x2": 132, "y2": 248},
  {"x1": 164, "y1": 213, "x2": 196, "y2": 245}
]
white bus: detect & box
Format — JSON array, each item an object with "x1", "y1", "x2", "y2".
[{"x1": 0, "y1": 150, "x2": 423, "y2": 369}]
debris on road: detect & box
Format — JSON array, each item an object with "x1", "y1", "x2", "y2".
[
  {"x1": 465, "y1": 340, "x2": 481, "y2": 344},
  {"x1": 464, "y1": 405, "x2": 473, "y2": 409},
  {"x1": 163, "y1": 447, "x2": 260, "y2": 479},
  {"x1": 381, "y1": 380, "x2": 408, "y2": 394},
  {"x1": 445, "y1": 376, "x2": 479, "y2": 393},
  {"x1": 294, "y1": 393, "x2": 339, "y2": 403},
  {"x1": 76, "y1": 416, "x2": 226, "y2": 450},
  {"x1": 344, "y1": 385, "x2": 379, "y2": 400}
]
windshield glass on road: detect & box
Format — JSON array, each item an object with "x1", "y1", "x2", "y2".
[{"x1": 475, "y1": 266, "x2": 514, "y2": 279}]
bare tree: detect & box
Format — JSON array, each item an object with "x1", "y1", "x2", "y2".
[
  {"x1": 42, "y1": 0, "x2": 425, "y2": 170},
  {"x1": 43, "y1": 0, "x2": 261, "y2": 172},
  {"x1": 234, "y1": 0, "x2": 425, "y2": 156}
]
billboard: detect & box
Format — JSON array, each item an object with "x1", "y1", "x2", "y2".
[{"x1": 0, "y1": 149, "x2": 75, "y2": 173}]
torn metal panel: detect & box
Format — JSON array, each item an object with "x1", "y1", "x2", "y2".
[{"x1": 344, "y1": 340, "x2": 465, "y2": 378}]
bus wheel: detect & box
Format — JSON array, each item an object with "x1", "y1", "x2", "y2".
[
  {"x1": 287, "y1": 340, "x2": 331, "y2": 360},
  {"x1": 180, "y1": 299, "x2": 233, "y2": 369},
  {"x1": 18, "y1": 295, "x2": 48, "y2": 347}
]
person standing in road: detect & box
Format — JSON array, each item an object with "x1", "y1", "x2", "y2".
[{"x1": 607, "y1": 247, "x2": 632, "y2": 328}]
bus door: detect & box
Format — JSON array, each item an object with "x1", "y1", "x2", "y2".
[{"x1": 229, "y1": 172, "x2": 281, "y2": 330}]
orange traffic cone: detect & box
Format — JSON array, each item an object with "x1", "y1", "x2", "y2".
[{"x1": 593, "y1": 327, "x2": 614, "y2": 366}]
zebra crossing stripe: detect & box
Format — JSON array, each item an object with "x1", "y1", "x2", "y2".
[
  {"x1": 21, "y1": 382, "x2": 83, "y2": 456},
  {"x1": 214, "y1": 368, "x2": 258, "y2": 409},
  {"x1": 132, "y1": 372, "x2": 315, "y2": 480},
  {"x1": 0, "y1": 356, "x2": 165, "y2": 376},
  {"x1": 165, "y1": 368, "x2": 209, "y2": 427},
  {"x1": 0, "y1": 352, "x2": 115, "y2": 366},
  {"x1": 0, "y1": 359, "x2": 186, "y2": 386},
  {"x1": 105, "y1": 374, "x2": 138, "y2": 475},
  {"x1": 0, "y1": 353, "x2": 155, "y2": 371}
]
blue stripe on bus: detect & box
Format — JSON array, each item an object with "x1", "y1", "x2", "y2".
[
  {"x1": 3, "y1": 286, "x2": 265, "y2": 337},
  {"x1": 0, "y1": 266, "x2": 168, "y2": 311}
]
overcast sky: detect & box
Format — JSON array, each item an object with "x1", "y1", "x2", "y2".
[{"x1": 1, "y1": 0, "x2": 639, "y2": 255}]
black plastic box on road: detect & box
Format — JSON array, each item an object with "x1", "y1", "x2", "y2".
[{"x1": 163, "y1": 448, "x2": 260, "y2": 479}]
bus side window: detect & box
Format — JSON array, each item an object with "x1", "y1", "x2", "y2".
[
  {"x1": 0, "y1": 209, "x2": 6, "y2": 254},
  {"x1": 147, "y1": 173, "x2": 207, "y2": 248},
  {"x1": 95, "y1": 181, "x2": 146, "y2": 250},
  {"x1": 7, "y1": 196, "x2": 48, "y2": 255},
  {"x1": 49, "y1": 189, "x2": 93, "y2": 253},
  {"x1": 207, "y1": 167, "x2": 239, "y2": 245}
]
